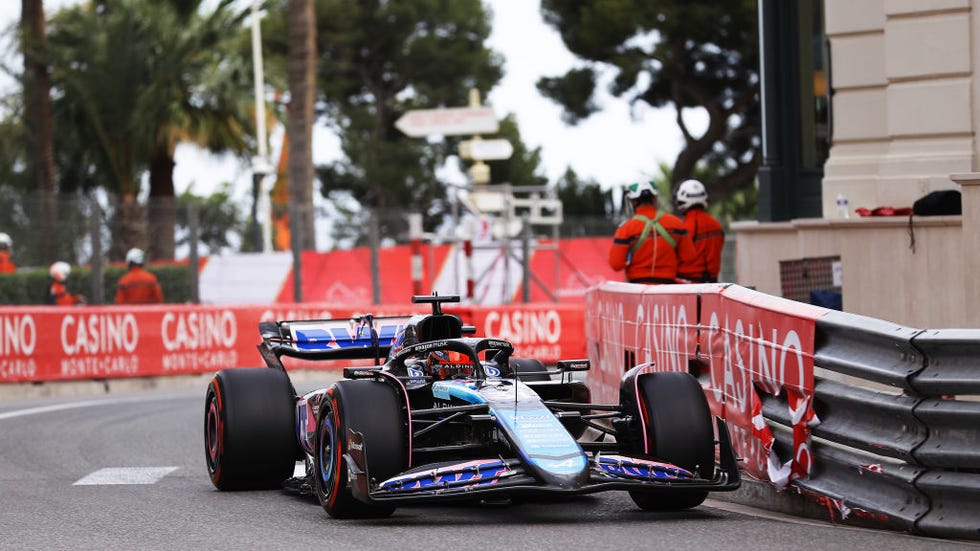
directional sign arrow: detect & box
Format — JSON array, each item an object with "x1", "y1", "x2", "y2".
[
  {"x1": 395, "y1": 106, "x2": 499, "y2": 137},
  {"x1": 460, "y1": 139, "x2": 513, "y2": 161}
]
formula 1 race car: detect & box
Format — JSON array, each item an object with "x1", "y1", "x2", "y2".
[{"x1": 204, "y1": 294, "x2": 740, "y2": 518}]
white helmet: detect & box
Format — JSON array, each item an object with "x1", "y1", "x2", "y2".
[
  {"x1": 126, "y1": 248, "x2": 145, "y2": 266},
  {"x1": 676, "y1": 179, "x2": 708, "y2": 212},
  {"x1": 50, "y1": 261, "x2": 71, "y2": 282},
  {"x1": 625, "y1": 181, "x2": 658, "y2": 201},
  {"x1": 0, "y1": 232, "x2": 11, "y2": 250}
]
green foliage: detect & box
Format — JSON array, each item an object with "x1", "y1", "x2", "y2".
[
  {"x1": 650, "y1": 161, "x2": 757, "y2": 226},
  {"x1": 536, "y1": 68, "x2": 598, "y2": 125},
  {"x1": 538, "y1": 0, "x2": 761, "y2": 205},
  {"x1": 484, "y1": 115, "x2": 548, "y2": 188},
  {"x1": 555, "y1": 168, "x2": 612, "y2": 216},
  {"x1": 0, "y1": 115, "x2": 29, "y2": 190},
  {"x1": 175, "y1": 184, "x2": 247, "y2": 255},
  {"x1": 0, "y1": 263, "x2": 191, "y2": 305},
  {"x1": 554, "y1": 167, "x2": 617, "y2": 237},
  {"x1": 263, "y1": 0, "x2": 504, "y2": 239},
  {"x1": 46, "y1": 1, "x2": 164, "y2": 196},
  {"x1": 0, "y1": 186, "x2": 97, "y2": 268},
  {"x1": 41, "y1": 0, "x2": 254, "y2": 259}
]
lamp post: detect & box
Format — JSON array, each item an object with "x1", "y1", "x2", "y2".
[{"x1": 250, "y1": 0, "x2": 273, "y2": 252}]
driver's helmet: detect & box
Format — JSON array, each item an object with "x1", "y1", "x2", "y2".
[{"x1": 427, "y1": 350, "x2": 474, "y2": 379}]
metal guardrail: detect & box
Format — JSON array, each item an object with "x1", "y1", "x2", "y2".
[
  {"x1": 586, "y1": 283, "x2": 979, "y2": 540},
  {"x1": 773, "y1": 311, "x2": 980, "y2": 540}
]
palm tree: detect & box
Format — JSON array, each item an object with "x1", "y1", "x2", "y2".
[
  {"x1": 46, "y1": 0, "x2": 256, "y2": 260},
  {"x1": 143, "y1": 1, "x2": 254, "y2": 260},
  {"x1": 20, "y1": 0, "x2": 57, "y2": 264},
  {"x1": 286, "y1": 0, "x2": 316, "y2": 252}
]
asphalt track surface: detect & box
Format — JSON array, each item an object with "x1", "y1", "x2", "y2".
[{"x1": 0, "y1": 375, "x2": 975, "y2": 551}]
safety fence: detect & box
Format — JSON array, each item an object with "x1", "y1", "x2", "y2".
[
  {"x1": 0, "y1": 302, "x2": 584, "y2": 383},
  {"x1": 0, "y1": 185, "x2": 619, "y2": 306},
  {"x1": 584, "y1": 282, "x2": 980, "y2": 540}
]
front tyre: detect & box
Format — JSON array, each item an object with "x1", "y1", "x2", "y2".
[
  {"x1": 314, "y1": 380, "x2": 408, "y2": 519},
  {"x1": 204, "y1": 368, "x2": 298, "y2": 490},
  {"x1": 622, "y1": 371, "x2": 714, "y2": 511}
]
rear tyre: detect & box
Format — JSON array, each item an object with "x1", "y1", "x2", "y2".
[
  {"x1": 204, "y1": 368, "x2": 298, "y2": 490},
  {"x1": 510, "y1": 358, "x2": 551, "y2": 382},
  {"x1": 623, "y1": 371, "x2": 714, "y2": 511},
  {"x1": 314, "y1": 380, "x2": 408, "y2": 519}
]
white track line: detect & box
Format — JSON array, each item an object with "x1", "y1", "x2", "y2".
[
  {"x1": 0, "y1": 393, "x2": 190, "y2": 421},
  {"x1": 74, "y1": 467, "x2": 179, "y2": 486}
]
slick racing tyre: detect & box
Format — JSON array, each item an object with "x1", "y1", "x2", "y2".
[
  {"x1": 623, "y1": 371, "x2": 714, "y2": 511},
  {"x1": 510, "y1": 358, "x2": 551, "y2": 382},
  {"x1": 205, "y1": 368, "x2": 298, "y2": 490},
  {"x1": 314, "y1": 380, "x2": 408, "y2": 519}
]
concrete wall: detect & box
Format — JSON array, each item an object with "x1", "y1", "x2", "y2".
[
  {"x1": 822, "y1": 0, "x2": 974, "y2": 216},
  {"x1": 734, "y1": 175, "x2": 980, "y2": 328},
  {"x1": 735, "y1": 2, "x2": 980, "y2": 329}
]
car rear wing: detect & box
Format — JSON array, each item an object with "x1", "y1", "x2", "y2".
[{"x1": 258, "y1": 314, "x2": 413, "y2": 367}]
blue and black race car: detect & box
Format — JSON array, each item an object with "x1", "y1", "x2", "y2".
[{"x1": 204, "y1": 294, "x2": 740, "y2": 518}]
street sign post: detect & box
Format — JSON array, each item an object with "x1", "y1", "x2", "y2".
[
  {"x1": 395, "y1": 106, "x2": 499, "y2": 137},
  {"x1": 459, "y1": 138, "x2": 513, "y2": 161}
]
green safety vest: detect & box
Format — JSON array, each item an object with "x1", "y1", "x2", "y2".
[{"x1": 628, "y1": 212, "x2": 677, "y2": 257}]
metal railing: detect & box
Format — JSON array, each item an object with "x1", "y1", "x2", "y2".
[
  {"x1": 763, "y1": 310, "x2": 980, "y2": 539},
  {"x1": 0, "y1": 186, "x2": 623, "y2": 305}
]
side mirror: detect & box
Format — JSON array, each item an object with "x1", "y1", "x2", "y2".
[{"x1": 557, "y1": 359, "x2": 590, "y2": 372}]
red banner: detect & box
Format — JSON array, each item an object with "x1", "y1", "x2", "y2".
[
  {"x1": 0, "y1": 302, "x2": 585, "y2": 383},
  {"x1": 464, "y1": 303, "x2": 586, "y2": 361},
  {"x1": 700, "y1": 285, "x2": 824, "y2": 484},
  {"x1": 586, "y1": 282, "x2": 702, "y2": 405},
  {"x1": 585, "y1": 282, "x2": 828, "y2": 487}
]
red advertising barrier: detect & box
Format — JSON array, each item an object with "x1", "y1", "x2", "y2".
[
  {"x1": 585, "y1": 282, "x2": 703, "y2": 405},
  {"x1": 585, "y1": 282, "x2": 828, "y2": 487},
  {"x1": 268, "y1": 238, "x2": 615, "y2": 306},
  {"x1": 464, "y1": 303, "x2": 586, "y2": 362},
  {"x1": 0, "y1": 302, "x2": 585, "y2": 384}
]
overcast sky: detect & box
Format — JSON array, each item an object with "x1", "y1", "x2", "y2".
[{"x1": 1, "y1": 1, "x2": 695, "y2": 200}]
